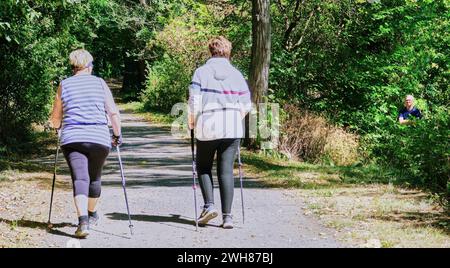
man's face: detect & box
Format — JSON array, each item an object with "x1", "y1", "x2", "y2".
[{"x1": 405, "y1": 97, "x2": 414, "y2": 108}]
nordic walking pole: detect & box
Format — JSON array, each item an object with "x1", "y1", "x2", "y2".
[
  {"x1": 47, "y1": 130, "x2": 60, "y2": 229},
  {"x1": 116, "y1": 146, "x2": 134, "y2": 235},
  {"x1": 237, "y1": 143, "x2": 245, "y2": 224},
  {"x1": 190, "y1": 129, "x2": 199, "y2": 231}
]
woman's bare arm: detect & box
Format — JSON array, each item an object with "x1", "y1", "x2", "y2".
[{"x1": 49, "y1": 84, "x2": 63, "y2": 129}]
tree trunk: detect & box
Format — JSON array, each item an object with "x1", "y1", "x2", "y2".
[
  {"x1": 246, "y1": 0, "x2": 271, "y2": 149},
  {"x1": 249, "y1": 0, "x2": 271, "y2": 106}
]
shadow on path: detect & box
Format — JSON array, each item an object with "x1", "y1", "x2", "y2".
[
  {"x1": 105, "y1": 212, "x2": 222, "y2": 231},
  {"x1": 0, "y1": 217, "x2": 78, "y2": 239},
  {"x1": 106, "y1": 212, "x2": 193, "y2": 226}
]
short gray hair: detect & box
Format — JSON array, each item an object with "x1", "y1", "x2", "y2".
[{"x1": 69, "y1": 49, "x2": 93, "y2": 69}]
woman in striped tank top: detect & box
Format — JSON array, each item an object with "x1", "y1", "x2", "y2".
[{"x1": 49, "y1": 49, "x2": 122, "y2": 238}]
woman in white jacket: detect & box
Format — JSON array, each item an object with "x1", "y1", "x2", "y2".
[{"x1": 188, "y1": 36, "x2": 251, "y2": 229}]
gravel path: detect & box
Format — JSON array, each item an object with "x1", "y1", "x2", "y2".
[{"x1": 38, "y1": 109, "x2": 343, "y2": 248}]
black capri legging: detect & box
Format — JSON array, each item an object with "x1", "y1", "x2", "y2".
[{"x1": 61, "y1": 142, "x2": 110, "y2": 198}]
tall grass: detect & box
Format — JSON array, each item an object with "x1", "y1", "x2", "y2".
[{"x1": 279, "y1": 104, "x2": 360, "y2": 166}]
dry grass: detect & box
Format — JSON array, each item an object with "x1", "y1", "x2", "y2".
[
  {"x1": 279, "y1": 106, "x2": 329, "y2": 161},
  {"x1": 279, "y1": 104, "x2": 360, "y2": 166},
  {"x1": 323, "y1": 127, "x2": 360, "y2": 166}
]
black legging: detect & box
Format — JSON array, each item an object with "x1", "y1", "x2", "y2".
[
  {"x1": 61, "y1": 142, "x2": 110, "y2": 198},
  {"x1": 196, "y1": 138, "x2": 240, "y2": 214}
]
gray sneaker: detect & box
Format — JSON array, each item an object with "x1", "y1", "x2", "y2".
[
  {"x1": 75, "y1": 223, "x2": 89, "y2": 238},
  {"x1": 222, "y1": 214, "x2": 233, "y2": 229},
  {"x1": 89, "y1": 214, "x2": 99, "y2": 227},
  {"x1": 198, "y1": 205, "x2": 218, "y2": 226}
]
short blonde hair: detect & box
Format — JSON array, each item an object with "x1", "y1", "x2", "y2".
[
  {"x1": 69, "y1": 49, "x2": 93, "y2": 70},
  {"x1": 208, "y1": 36, "x2": 232, "y2": 58}
]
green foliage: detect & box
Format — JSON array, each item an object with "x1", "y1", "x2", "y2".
[
  {"x1": 0, "y1": 0, "x2": 82, "y2": 151},
  {"x1": 0, "y1": 0, "x2": 165, "y2": 153},
  {"x1": 267, "y1": 0, "x2": 449, "y2": 200},
  {"x1": 139, "y1": 0, "x2": 449, "y2": 199},
  {"x1": 140, "y1": 0, "x2": 253, "y2": 112},
  {"x1": 141, "y1": 1, "x2": 224, "y2": 112},
  {"x1": 365, "y1": 108, "x2": 449, "y2": 202},
  {"x1": 142, "y1": 55, "x2": 191, "y2": 112},
  {"x1": 270, "y1": 0, "x2": 448, "y2": 128}
]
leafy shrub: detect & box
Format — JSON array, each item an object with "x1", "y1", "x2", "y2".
[
  {"x1": 142, "y1": 55, "x2": 191, "y2": 112},
  {"x1": 269, "y1": 0, "x2": 448, "y2": 199},
  {"x1": 366, "y1": 108, "x2": 449, "y2": 204},
  {"x1": 0, "y1": 0, "x2": 164, "y2": 153},
  {"x1": 140, "y1": 0, "x2": 253, "y2": 113},
  {"x1": 0, "y1": 1, "x2": 78, "y2": 151},
  {"x1": 141, "y1": 3, "x2": 219, "y2": 112}
]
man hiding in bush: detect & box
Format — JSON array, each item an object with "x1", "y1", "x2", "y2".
[{"x1": 398, "y1": 95, "x2": 422, "y2": 125}]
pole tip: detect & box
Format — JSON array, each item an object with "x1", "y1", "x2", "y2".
[
  {"x1": 47, "y1": 223, "x2": 53, "y2": 229},
  {"x1": 130, "y1": 225, "x2": 134, "y2": 235}
]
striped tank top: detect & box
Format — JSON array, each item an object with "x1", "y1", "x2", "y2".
[{"x1": 60, "y1": 74, "x2": 111, "y2": 148}]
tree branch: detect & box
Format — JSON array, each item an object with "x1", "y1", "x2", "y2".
[
  {"x1": 282, "y1": 0, "x2": 304, "y2": 50},
  {"x1": 290, "y1": 6, "x2": 315, "y2": 51}
]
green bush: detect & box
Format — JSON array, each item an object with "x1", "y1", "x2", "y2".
[
  {"x1": 0, "y1": 1, "x2": 79, "y2": 152},
  {"x1": 268, "y1": 0, "x2": 449, "y2": 199},
  {"x1": 142, "y1": 55, "x2": 190, "y2": 112},
  {"x1": 0, "y1": 0, "x2": 164, "y2": 155},
  {"x1": 140, "y1": 1, "x2": 222, "y2": 113},
  {"x1": 365, "y1": 108, "x2": 449, "y2": 204}
]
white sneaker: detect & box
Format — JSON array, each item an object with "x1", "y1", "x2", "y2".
[
  {"x1": 221, "y1": 214, "x2": 233, "y2": 229},
  {"x1": 197, "y1": 206, "x2": 218, "y2": 226}
]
